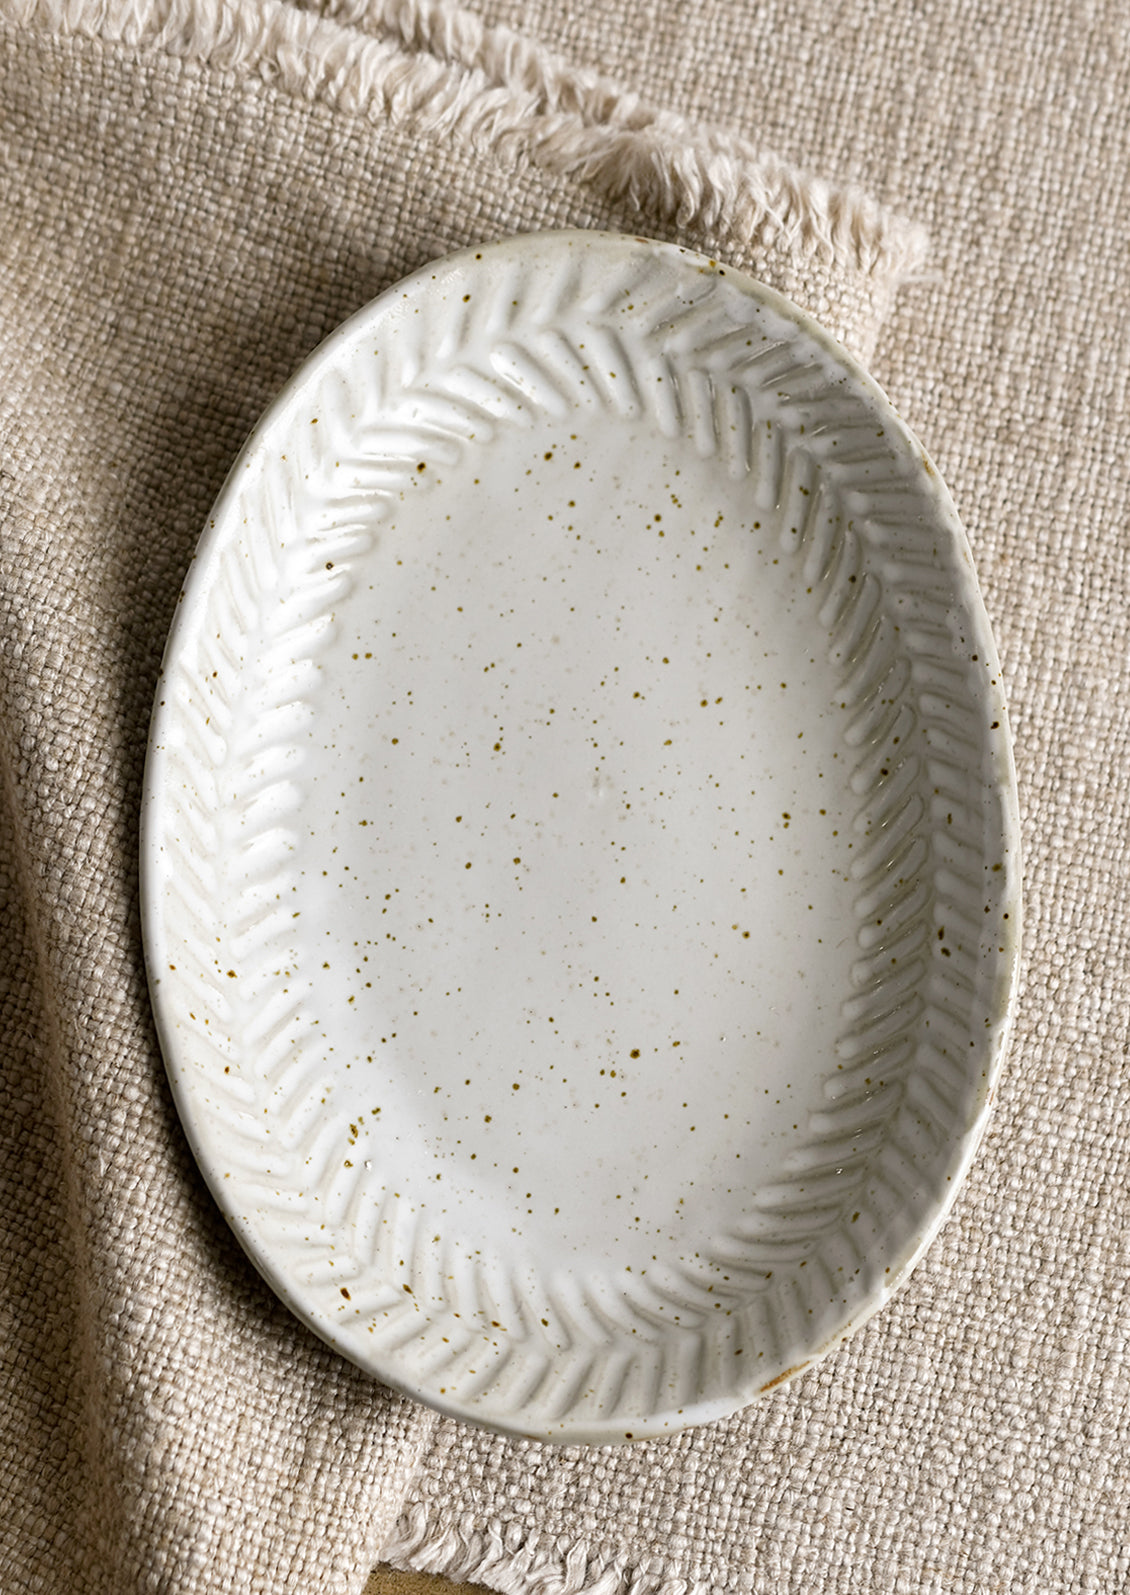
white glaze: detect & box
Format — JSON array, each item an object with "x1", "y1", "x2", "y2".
[{"x1": 141, "y1": 232, "x2": 1020, "y2": 1443}]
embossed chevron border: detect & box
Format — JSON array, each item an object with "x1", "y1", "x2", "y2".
[{"x1": 142, "y1": 232, "x2": 1019, "y2": 1441}]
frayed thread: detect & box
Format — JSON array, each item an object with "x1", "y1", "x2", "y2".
[
  {"x1": 381, "y1": 1501, "x2": 716, "y2": 1595},
  {"x1": 1, "y1": 0, "x2": 927, "y2": 285},
  {"x1": 307, "y1": 0, "x2": 929, "y2": 281}
]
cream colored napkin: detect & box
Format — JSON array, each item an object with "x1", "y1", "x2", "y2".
[{"x1": 0, "y1": 1, "x2": 925, "y2": 1591}]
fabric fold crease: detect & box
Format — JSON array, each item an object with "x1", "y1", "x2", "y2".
[{"x1": 0, "y1": 1, "x2": 923, "y2": 1590}]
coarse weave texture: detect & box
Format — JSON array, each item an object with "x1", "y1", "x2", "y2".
[
  {"x1": 0, "y1": 2, "x2": 922, "y2": 1592},
  {"x1": 0, "y1": 2, "x2": 1125, "y2": 1595}
]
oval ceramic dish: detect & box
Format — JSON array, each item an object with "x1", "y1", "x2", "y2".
[{"x1": 142, "y1": 231, "x2": 1020, "y2": 1443}]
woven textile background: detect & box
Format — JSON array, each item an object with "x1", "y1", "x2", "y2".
[{"x1": 0, "y1": 0, "x2": 1126, "y2": 1592}]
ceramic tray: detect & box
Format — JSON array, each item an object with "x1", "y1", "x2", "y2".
[{"x1": 141, "y1": 231, "x2": 1020, "y2": 1443}]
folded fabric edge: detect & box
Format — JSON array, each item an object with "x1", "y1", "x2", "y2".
[
  {"x1": 381, "y1": 1502, "x2": 710, "y2": 1595},
  {"x1": 0, "y1": 0, "x2": 927, "y2": 292},
  {"x1": 303, "y1": 0, "x2": 929, "y2": 287}
]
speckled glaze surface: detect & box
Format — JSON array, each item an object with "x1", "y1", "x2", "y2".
[{"x1": 141, "y1": 231, "x2": 1020, "y2": 1444}]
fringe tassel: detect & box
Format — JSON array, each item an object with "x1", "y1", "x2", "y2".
[
  {"x1": 1, "y1": 0, "x2": 927, "y2": 286},
  {"x1": 319, "y1": 0, "x2": 928, "y2": 281},
  {"x1": 381, "y1": 1501, "x2": 716, "y2": 1595}
]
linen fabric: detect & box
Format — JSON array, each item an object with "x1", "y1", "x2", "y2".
[
  {"x1": 0, "y1": 2, "x2": 920, "y2": 1590},
  {"x1": 0, "y1": 0, "x2": 1126, "y2": 1593}
]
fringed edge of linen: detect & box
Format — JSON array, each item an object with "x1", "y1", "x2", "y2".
[{"x1": 0, "y1": 0, "x2": 928, "y2": 288}]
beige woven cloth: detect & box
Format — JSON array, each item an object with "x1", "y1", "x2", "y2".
[{"x1": 0, "y1": 0, "x2": 1126, "y2": 1592}]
